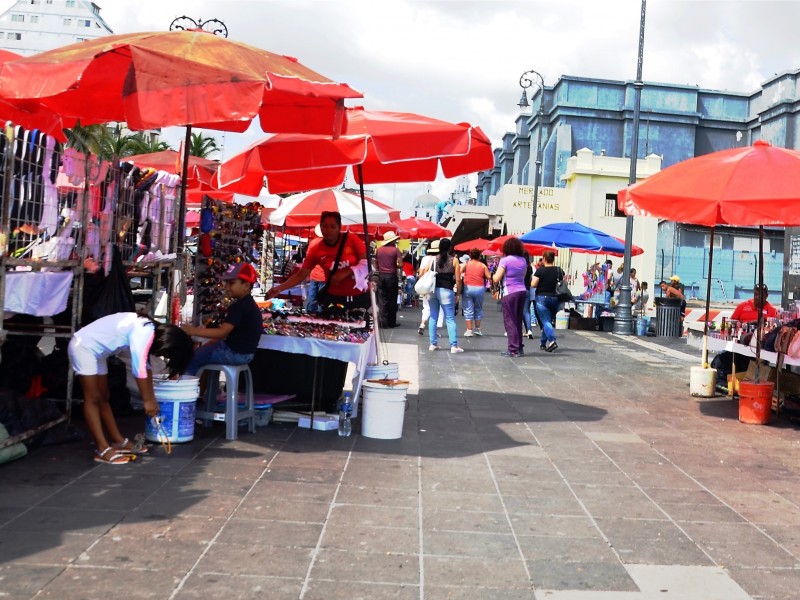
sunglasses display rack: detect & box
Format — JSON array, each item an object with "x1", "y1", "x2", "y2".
[{"x1": 193, "y1": 198, "x2": 265, "y2": 327}]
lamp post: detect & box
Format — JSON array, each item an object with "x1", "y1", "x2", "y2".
[
  {"x1": 613, "y1": 0, "x2": 647, "y2": 336},
  {"x1": 518, "y1": 70, "x2": 546, "y2": 230}
]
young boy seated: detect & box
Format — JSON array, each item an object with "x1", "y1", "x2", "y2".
[{"x1": 182, "y1": 262, "x2": 263, "y2": 375}]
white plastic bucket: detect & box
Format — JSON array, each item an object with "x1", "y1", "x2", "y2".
[
  {"x1": 689, "y1": 366, "x2": 717, "y2": 398},
  {"x1": 146, "y1": 375, "x2": 199, "y2": 443},
  {"x1": 555, "y1": 311, "x2": 569, "y2": 330},
  {"x1": 365, "y1": 362, "x2": 399, "y2": 381},
  {"x1": 362, "y1": 380, "x2": 409, "y2": 440}
]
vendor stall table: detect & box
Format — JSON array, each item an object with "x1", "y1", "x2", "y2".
[
  {"x1": 686, "y1": 323, "x2": 800, "y2": 367},
  {"x1": 257, "y1": 332, "x2": 376, "y2": 419}
]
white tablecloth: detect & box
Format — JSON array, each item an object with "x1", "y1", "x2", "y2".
[
  {"x1": 4, "y1": 271, "x2": 73, "y2": 316},
  {"x1": 257, "y1": 333, "x2": 376, "y2": 415}
]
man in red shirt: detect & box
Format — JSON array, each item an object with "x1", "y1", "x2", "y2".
[
  {"x1": 267, "y1": 211, "x2": 371, "y2": 309},
  {"x1": 376, "y1": 231, "x2": 402, "y2": 328},
  {"x1": 730, "y1": 284, "x2": 777, "y2": 323}
]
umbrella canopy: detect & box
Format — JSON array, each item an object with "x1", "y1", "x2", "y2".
[
  {"x1": 0, "y1": 29, "x2": 362, "y2": 134},
  {"x1": 213, "y1": 107, "x2": 494, "y2": 195},
  {"x1": 520, "y1": 222, "x2": 644, "y2": 257},
  {"x1": 393, "y1": 217, "x2": 451, "y2": 239},
  {"x1": 123, "y1": 150, "x2": 219, "y2": 186},
  {"x1": 617, "y1": 140, "x2": 800, "y2": 227},
  {"x1": 453, "y1": 238, "x2": 492, "y2": 252},
  {"x1": 487, "y1": 235, "x2": 555, "y2": 256},
  {"x1": 268, "y1": 189, "x2": 400, "y2": 229},
  {"x1": 0, "y1": 49, "x2": 66, "y2": 141}
]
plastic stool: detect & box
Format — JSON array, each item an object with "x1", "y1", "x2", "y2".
[{"x1": 195, "y1": 363, "x2": 256, "y2": 440}]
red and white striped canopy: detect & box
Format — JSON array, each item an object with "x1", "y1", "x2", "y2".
[{"x1": 267, "y1": 188, "x2": 401, "y2": 229}]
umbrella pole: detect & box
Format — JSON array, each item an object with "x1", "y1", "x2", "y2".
[
  {"x1": 357, "y1": 164, "x2": 384, "y2": 364},
  {"x1": 177, "y1": 125, "x2": 192, "y2": 323},
  {"x1": 754, "y1": 226, "x2": 765, "y2": 381},
  {"x1": 701, "y1": 227, "x2": 715, "y2": 368}
]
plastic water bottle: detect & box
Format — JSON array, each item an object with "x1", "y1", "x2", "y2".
[{"x1": 338, "y1": 392, "x2": 353, "y2": 437}]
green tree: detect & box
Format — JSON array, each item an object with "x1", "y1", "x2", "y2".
[
  {"x1": 126, "y1": 132, "x2": 173, "y2": 156},
  {"x1": 189, "y1": 132, "x2": 220, "y2": 159},
  {"x1": 64, "y1": 123, "x2": 108, "y2": 155}
]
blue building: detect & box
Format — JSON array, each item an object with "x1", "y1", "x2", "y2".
[{"x1": 477, "y1": 72, "x2": 800, "y2": 305}]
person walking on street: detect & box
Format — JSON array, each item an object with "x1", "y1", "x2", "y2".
[
  {"x1": 462, "y1": 248, "x2": 491, "y2": 337},
  {"x1": 376, "y1": 231, "x2": 402, "y2": 328},
  {"x1": 531, "y1": 250, "x2": 561, "y2": 352},
  {"x1": 520, "y1": 252, "x2": 536, "y2": 339},
  {"x1": 417, "y1": 241, "x2": 444, "y2": 334},
  {"x1": 419, "y1": 238, "x2": 464, "y2": 353},
  {"x1": 492, "y1": 237, "x2": 528, "y2": 357},
  {"x1": 401, "y1": 252, "x2": 416, "y2": 307}
]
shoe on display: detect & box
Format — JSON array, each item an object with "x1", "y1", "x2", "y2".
[
  {"x1": 464, "y1": 330, "x2": 474, "y2": 337},
  {"x1": 428, "y1": 344, "x2": 439, "y2": 351},
  {"x1": 450, "y1": 346, "x2": 465, "y2": 354}
]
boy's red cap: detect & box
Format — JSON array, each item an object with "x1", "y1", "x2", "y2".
[{"x1": 220, "y1": 263, "x2": 257, "y2": 283}]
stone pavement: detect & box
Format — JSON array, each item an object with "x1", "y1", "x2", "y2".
[{"x1": 2, "y1": 304, "x2": 800, "y2": 599}]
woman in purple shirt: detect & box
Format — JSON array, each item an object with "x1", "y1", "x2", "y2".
[{"x1": 492, "y1": 237, "x2": 529, "y2": 357}]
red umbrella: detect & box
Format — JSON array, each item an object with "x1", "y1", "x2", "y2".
[
  {"x1": 618, "y1": 140, "x2": 800, "y2": 226},
  {"x1": 487, "y1": 235, "x2": 555, "y2": 256},
  {"x1": 268, "y1": 189, "x2": 400, "y2": 229},
  {"x1": 0, "y1": 29, "x2": 362, "y2": 134},
  {"x1": 617, "y1": 139, "x2": 800, "y2": 376},
  {"x1": 213, "y1": 107, "x2": 494, "y2": 195},
  {"x1": 454, "y1": 238, "x2": 492, "y2": 252},
  {"x1": 394, "y1": 217, "x2": 451, "y2": 240},
  {"x1": 0, "y1": 50, "x2": 67, "y2": 141},
  {"x1": 123, "y1": 150, "x2": 219, "y2": 187}
]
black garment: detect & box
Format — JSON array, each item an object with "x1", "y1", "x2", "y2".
[
  {"x1": 435, "y1": 255, "x2": 456, "y2": 289},
  {"x1": 533, "y1": 265, "x2": 560, "y2": 296},
  {"x1": 223, "y1": 294, "x2": 262, "y2": 355},
  {"x1": 377, "y1": 272, "x2": 399, "y2": 328}
]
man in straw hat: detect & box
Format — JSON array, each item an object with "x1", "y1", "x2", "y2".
[{"x1": 376, "y1": 230, "x2": 403, "y2": 328}]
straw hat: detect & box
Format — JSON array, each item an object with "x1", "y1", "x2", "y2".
[
  {"x1": 427, "y1": 240, "x2": 440, "y2": 255},
  {"x1": 382, "y1": 231, "x2": 400, "y2": 244}
]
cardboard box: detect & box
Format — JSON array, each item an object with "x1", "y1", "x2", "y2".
[{"x1": 743, "y1": 360, "x2": 800, "y2": 396}]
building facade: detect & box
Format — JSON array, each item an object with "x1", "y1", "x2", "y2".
[
  {"x1": 0, "y1": 0, "x2": 112, "y2": 56},
  {"x1": 477, "y1": 72, "x2": 800, "y2": 305}
]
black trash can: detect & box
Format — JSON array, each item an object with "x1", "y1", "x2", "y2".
[{"x1": 655, "y1": 297, "x2": 681, "y2": 337}]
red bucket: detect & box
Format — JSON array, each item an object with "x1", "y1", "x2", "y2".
[{"x1": 738, "y1": 381, "x2": 773, "y2": 425}]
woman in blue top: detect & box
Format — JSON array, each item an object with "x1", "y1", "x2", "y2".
[
  {"x1": 492, "y1": 237, "x2": 528, "y2": 357},
  {"x1": 531, "y1": 250, "x2": 561, "y2": 352}
]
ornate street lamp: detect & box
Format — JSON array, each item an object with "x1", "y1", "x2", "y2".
[
  {"x1": 518, "y1": 69, "x2": 546, "y2": 230},
  {"x1": 613, "y1": 0, "x2": 647, "y2": 335},
  {"x1": 169, "y1": 16, "x2": 229, "y2": 37}
]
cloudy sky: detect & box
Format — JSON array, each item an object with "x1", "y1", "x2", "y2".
[{"x1": 8, "y1": 0, "x2": 800, "y2": 212}]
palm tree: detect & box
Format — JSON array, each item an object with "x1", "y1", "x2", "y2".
[
  {"x1": 189, "y1": 132, "x2": 220, "y2": 159},
  {"x1": 126, "y1": 132, "x2": 173, "y2": 156},
  {"x1": 64, "y1": 123, "x2": 109, "y2": 156}
]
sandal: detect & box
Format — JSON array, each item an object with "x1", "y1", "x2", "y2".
[
  {"x1": 94, "y1": 447, "x2": 132, "y2": 465},
  {"x1": 114, "y1": 436, "x2": 149, "y2": 455}
]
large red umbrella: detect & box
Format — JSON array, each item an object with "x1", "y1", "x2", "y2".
[
  {"x1": 213, "y1": 107, "x2": 494, "y2": 195},
  {"x1": 0, "y1": 29, "x2": 362, "y2": 134},
  {"x1": 0, "y1": 50, "x2": 67, "y2": 141},
  {"x1": 123, "y1": 150, "x2": 219, "y2": 187},
  {"x1": 393, "y1": 217, "x2": 451, "y2": 239},
  {"x1": 487, "y1": 235, "x2": 555, "y2": 256},
  {"x1": 617, "y1": 139, "x2": 800, "y2": 377},
  {"x1": 268, "y1": 189, "x2": 400, "y2": 230}
]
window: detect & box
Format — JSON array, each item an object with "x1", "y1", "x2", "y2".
[
  {"x1": 30, "y1": 0, "x2": 40, "y2": 4},
  {"x1": 605, "y1": 194, "x2": 625, "y2": 218},
  {"x1": 75, "y1": 37, "x2": 87, "y2": 42},
  {"x1": 79, "y1": 19, "x2": 90, "y2": 27},
  {"x1": 66, "y1": 0, "x2": 75, "y2": 6},
  {"x1": 63, "y1": 18, "x2": 71, "y2": 25},
  {"x1": 10, "y1": 14, "x2": 24, "y2": 22},
  {"x1": 30, "y1": 15, "x2": 39, "y2": 23},
  {"x1": 8, "y1": 33, "x2": 21, "y2": 40}
]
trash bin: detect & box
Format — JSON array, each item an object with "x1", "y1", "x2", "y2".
[{"x1": 655, "y1": 297, "x2": 681, "y2": 337}]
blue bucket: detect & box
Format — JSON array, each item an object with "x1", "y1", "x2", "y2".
[{"x1": 145, "y1": 376, "x2": 199, "y2": 443}]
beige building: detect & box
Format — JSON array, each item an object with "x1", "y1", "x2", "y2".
[{"x1": 449, "y1": 148, "x2": 662, "y2": 301}]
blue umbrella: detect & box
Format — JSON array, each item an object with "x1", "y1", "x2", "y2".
[{"x1": 519, "y1": 221, "x2": 641, "y2": 256}]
